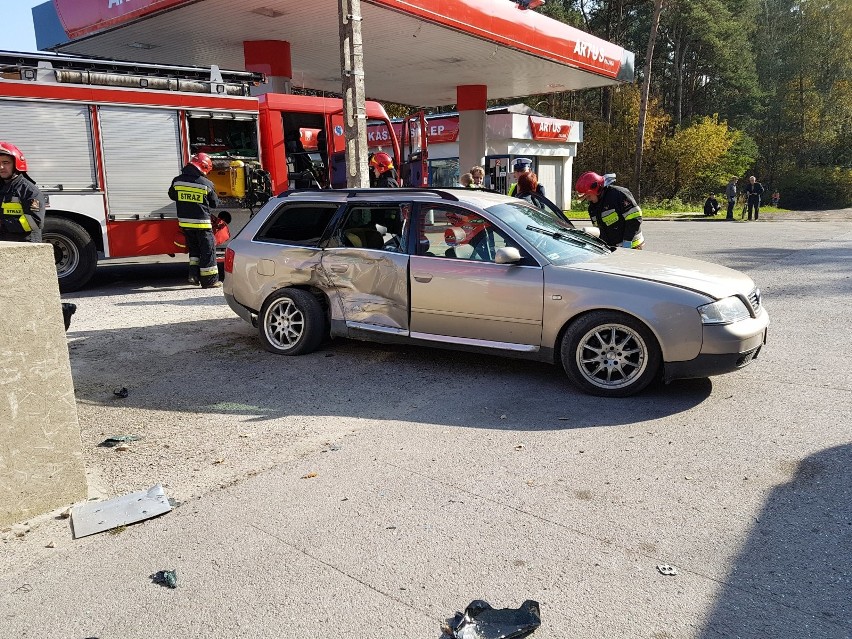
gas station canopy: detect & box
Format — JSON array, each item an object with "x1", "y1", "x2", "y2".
[{"x1": 37, "y1": 0, "x2": 634, "y2": 106}]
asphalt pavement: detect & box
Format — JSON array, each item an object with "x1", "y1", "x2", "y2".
[{"x1": 1, "y1": 216, "x2": 850, "y2": 638}]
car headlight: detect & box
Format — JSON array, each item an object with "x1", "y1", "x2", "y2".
[{"x1": 698, "y1": 296, "x2": 751, "y2": 325}]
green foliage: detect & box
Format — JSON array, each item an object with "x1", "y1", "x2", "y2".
[
  {"x1": 776, "y1": 167, "x2": 852, "y2": 210},
  {"x1": 648, "y1": 115, "x2": 755, "y2": 200}
]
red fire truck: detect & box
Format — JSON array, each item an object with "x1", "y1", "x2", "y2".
[{"x1": 0, "y1": 51, "x2": 400, "y2": 291}]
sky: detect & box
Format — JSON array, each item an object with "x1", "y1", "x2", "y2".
[{"x1": 6, "y1": 0, "x2": 46, "y2": 53}]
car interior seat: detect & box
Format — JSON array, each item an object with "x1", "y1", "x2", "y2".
[{"x1": 345, "y1": 227, "x2": 385, "y2": 249}]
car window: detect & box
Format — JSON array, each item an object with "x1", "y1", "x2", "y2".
[
  {"x1": 330, "y1": 204, "x2": 409, "y2": 253},
  {"x1": 485, "y1": 200, "x2": 610, "y2": 265},
  {"x1": 415, "y1": 205, "x2": 532, "y2": 264},
  {"x1": 254, "y1": 203, "x2": 339, "y2": 246}
]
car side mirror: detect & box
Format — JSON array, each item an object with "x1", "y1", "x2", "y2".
[
  {"x1": 495, "y1": 247, "x2": 522, "y2": 264},
  {"x1": 582, "y1": 226, "x2": 600, "y2": 238}
]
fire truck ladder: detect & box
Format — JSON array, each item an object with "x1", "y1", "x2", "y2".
[{"x1": 0, "y1": 50, "x2": 265, "y2": 96}]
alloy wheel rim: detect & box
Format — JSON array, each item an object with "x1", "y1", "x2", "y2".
[
  {"x1": 265, "y1": 298, "x2": 305, "y2": 350},
  {"x1": 576, "y1": 323, "x2": 648, "y2": 389}
]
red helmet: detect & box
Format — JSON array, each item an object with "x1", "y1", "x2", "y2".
[
  {"x1": 575, "y1": 171, "x2": 605, "y2": 199},
  {"x1": 190, "y1": 152, "x2": 213, "y2": 174},
  {"x1": 0, "y1": 141, "x2": 28, "y2": 172},
  {"x1": 370, "y1": 152, "x2": 394, "y2": 172}
]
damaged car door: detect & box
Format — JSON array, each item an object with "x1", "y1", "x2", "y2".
[{"x1": 321, "y1": 202, "x2": 411, "y2": 334}]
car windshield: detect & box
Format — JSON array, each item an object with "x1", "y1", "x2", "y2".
[{"x1": 485, "y1": 200, "x2": 611, "y2": 264}]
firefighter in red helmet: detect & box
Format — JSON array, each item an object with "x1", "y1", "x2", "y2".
[
  {"x1": 0, "y1": 142, "x2": 46, "y2": 243},
  {"x1": 168, "y1": 152, "x2": 221, "y2": 288},
  {"x1": 575, "y1": 171, "x2": 644, "y2": 250},
  {"x1": 370, "y1": 152, "x2": 399, "y2": 188}
]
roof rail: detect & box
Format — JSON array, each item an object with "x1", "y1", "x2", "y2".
[
  {"x1": 345, "y1": 188, "x2": 460, "y2": 201},
  {"x1": 276, "y1": 188, "x2": 462, "y2": 201}
]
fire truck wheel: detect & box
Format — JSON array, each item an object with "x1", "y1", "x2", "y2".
[
  {"x1": 258, "y1": 288, "x2": 325, "y2": 355},
  {"x1": 43, "y1": 217, "x2": 98, "y2": 293}
]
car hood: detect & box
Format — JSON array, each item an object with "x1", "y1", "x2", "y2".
[{"x1": 567, "y1": 250, "x2": 755, "y2": 299}]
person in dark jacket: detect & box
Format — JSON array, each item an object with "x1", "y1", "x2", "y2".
[
  {"x1": 703, "y1": 193, "x2": 720, "y2": 217},
  {"x1": 168, "y1": 153, "x2": 221, "y2": 288},
  {"x1": 743, "y1": 175, "x2": 765, "y2": 221},
  {"x1": 370, "y1": 152, "x2": 399, "y2": 188},
  {"x1": 575, "y1": 171, "x2": 644, "y2": 249},
  {"x1": 725, "y1": 176, "x2": 738, "y2": 220},
  {"x1": 508, "y1": 157, "x2": 545, "y2": 198},
  {"x1": 0, "y1": 141, "x2": 45, "y2": 243},
  {"x1": 515, "y1": 172, "x2": 545, "y2": 209}
]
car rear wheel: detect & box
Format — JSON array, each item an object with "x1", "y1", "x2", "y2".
[
  {"x1": 561, "y1": 311, "x2": 660, "y2": 397},
  {"x1": 258, "y1": 288, "x2": 325, "y2": 355}
]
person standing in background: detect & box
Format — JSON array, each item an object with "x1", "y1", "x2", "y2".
[
  {"x1": 725, "y1": 176, "x2": 738, "y2": 221},
  {"x1": 744, "y1": 175, "x2": 765, "y2": 221}
]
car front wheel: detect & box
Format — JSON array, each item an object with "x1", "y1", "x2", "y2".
[
  {"x1": 561, "y1": 311, "x2": 661, "y2": 397},
  {"x1": 258, "y1": 288, "x2": 325, "y2": 355}
]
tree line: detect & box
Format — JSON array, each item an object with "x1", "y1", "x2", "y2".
[
  {"x1": 528, "y1": 0, "x2": 852, "y2": 208},
  {"x1": 384, "y1": 0, "x2": 851, "y2": 209}
]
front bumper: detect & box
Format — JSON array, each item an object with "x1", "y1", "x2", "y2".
[{"x1": 664, "y1": 311, "x2": 769, "y2": 382}]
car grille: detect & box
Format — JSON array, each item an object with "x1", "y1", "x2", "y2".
[{"x1": 747, "y1": 287, "x2": 762, "y2": 313}]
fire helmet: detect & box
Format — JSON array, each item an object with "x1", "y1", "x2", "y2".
[
  {"x1": 370, "y1": 152, "x2": 394, "y2": 172},
  {"x1": 575, "y1": 171, "x2": 605, "y2": 199},
  {"x1": 0, "y1": 141, "x2": 28, "y2": 172},
  {"x1": 190, "y1": 152, "x2": 214, "y2": 174}
]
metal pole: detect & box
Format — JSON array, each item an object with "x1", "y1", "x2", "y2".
[{"x1": 338, "y1": 0, "x2": 370, "y2": 188}]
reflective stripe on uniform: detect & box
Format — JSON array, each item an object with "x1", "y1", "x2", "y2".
[
  {"x1": 199, "y1": 266, "x2": 219, "y2": 276},
  {"x1": 629, "y1": 231, "x2": 645, "y2": 248},
  {"x1": 173, "y1": 181, "x2": 208, "y2": 204},
  {"x1": 623, "y1": 206, "x2": 642, "y2": 220},
  {"x1": 189, "y1": 257, "x2": 200, "y2": 265},
  {"x1": 601, "y1": 209, "x2": 619, "y2": 226},
  {"x1": 2, "y1": 201, "x2": 32, "y2": 232},
  {"x1": 178, "y1": 217, "x2": 213, "y2": 229}
]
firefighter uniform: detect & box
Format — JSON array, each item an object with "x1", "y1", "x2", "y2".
[
  {"x1": 1, "y1": 173, "x2": 45, "y2": 243},
  {"x1": 587, "y1": 185, "x2": 644, "y2": 249},
  {"x1": 168, "y1": 163, "x2": 220, "y2": 287}
]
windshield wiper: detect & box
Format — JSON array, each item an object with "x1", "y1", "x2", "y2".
[{"x1": 525, "y1": 225, "x2": 609, "y2": 252}]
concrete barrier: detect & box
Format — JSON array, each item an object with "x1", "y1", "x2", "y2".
[{"x1": 0, "y1": 241, "x2": 86, "y2": 527}]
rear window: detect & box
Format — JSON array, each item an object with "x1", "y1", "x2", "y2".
[{"x1": 254, "y1": 203, "x2": 339, "y2": 246}]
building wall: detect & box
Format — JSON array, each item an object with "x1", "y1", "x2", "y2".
[{"x1": 0, "y1": 241, "x2": 86, "y2": 526}]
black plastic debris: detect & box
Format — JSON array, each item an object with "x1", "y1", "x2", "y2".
[
  {"x1": 98, "y1": 435, "x2": 141, "y2": 448},
  {"x1": 61, "y1": 303, "x2": 76, "y2": 331},
  {"x1": 151, "y1": 569, "x2": 177, "y2": 589},
  {"x1": 113, "y1": 387, "x2": 129, "y2": 399},
  {"x1": 445, "y1": 600, "x2": 541, "y2": 639}
]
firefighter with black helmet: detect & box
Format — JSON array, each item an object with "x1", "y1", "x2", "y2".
[
  {"x1": 168, "y1": 152, "x2": 221, "y2": 288},
  {"x1": 0, "y1": 142, "x2": 46, "y2": 243},
  {"x1": 575, "y1": 171, "x2": 644, "y2": 250},
  {"x1": 370, "y1": 152, "x2": 399, "y2": 188}
]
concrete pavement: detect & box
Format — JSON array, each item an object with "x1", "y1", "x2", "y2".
[{"x1": 1, "y1": 219, "x2": 850, "y2": 638}]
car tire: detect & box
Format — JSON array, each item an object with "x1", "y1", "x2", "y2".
[
  {"x1": 43, "y1": 217, "x2": 98, "y2": 293},
  {"x1": 561, "y1": 311, "x2": 661, "y2": 397},
  {"x1": 258, "y1": 288, "x2": 325, "y2": 355}
]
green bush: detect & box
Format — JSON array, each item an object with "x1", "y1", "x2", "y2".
[{"x1": 776, "y1": 167, "x2": 852, "y2": 209}]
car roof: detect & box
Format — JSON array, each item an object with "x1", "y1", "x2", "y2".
[{"x1": 274, "y1": 188, "x2": 513, "y2": 208}]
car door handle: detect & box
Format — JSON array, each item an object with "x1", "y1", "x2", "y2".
[
  {"x1": 413, "y1": 273, "x2": 433, "y2": 283},
  {"x1": 330, "y1": 265, "x2": 349, "y2": 273}
]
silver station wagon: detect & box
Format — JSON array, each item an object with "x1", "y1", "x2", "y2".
[{"x1": 223, "y1": 188, "x2": 769, "y2": 397}]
